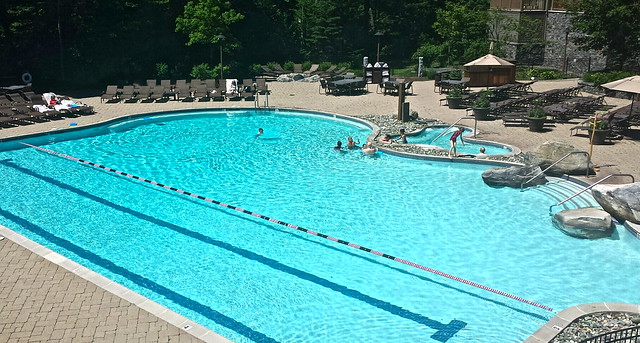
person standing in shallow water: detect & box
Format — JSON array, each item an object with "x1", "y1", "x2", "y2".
[
  {"x1": 396, "y1": 128, "x2": 407, "y2": 144},
  {"x1": 448, "y1": 127, "x2": 465, "y2": 158},
  {"x1": 255, "y1": 128, "x2": 264, "y2": 137}
]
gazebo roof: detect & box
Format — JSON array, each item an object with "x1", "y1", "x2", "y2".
[{"x1": 464, "y1": 54, "x2": 515, "y2": 67}]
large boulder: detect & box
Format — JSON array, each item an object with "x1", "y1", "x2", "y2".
[
  {"x1": 552, "y1": 207, "x2": 614, "y2": 239},
  {"x1": 526, "y1": 141, "x2": 594, "y2": 176},
  {"x1": 482, "y1": 165, "x2": 547, "y2": 188},
  {"x1": 592, "y1": 183, "x2": 640, "y2": 224}
]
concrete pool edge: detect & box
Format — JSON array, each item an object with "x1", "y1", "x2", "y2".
[
  {"x1": 524, "y1": 302, "x2": 640, "y2": 342},
  {"x1": 0, "y1": 224, "x2": 232, "y2": 343}
]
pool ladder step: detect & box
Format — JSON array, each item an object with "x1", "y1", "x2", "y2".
[{"x1": 531, "y1": 177, "x2": 601, "y2": 211}]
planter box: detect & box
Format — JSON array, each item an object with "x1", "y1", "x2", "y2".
[
  {"x1": 588, "y1": 129, "x2": 610, "y2": 145},
  {"x1": 472, "y1": 107, "x2": 491, "y2": 120},
  {"x1": 528, "y1": 117, "x2": 546, "y2": 132},
  {"x1": 447, "y1": 97, "x2": 463, "y2": 109}
]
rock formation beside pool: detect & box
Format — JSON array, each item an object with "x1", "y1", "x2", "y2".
[
  {"x1": 552, "y1": 208, "x2": 614, "y2": 239},
  {"x1": 592, "y1": 183, "x2": 640, "y2": 224},
  {"x1": 524, "y1": 141, "x2": 594, "y2": 176},
  {"x1": 482, "y1": 165, "x2": 547, "y2": 188}
]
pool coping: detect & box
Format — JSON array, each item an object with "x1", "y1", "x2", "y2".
[
  {"x1": 0, "y1": 224, "x2": 231, "y2": 343},
  {"x1": 524, "y1": 302, "x2": 640, "y2": 342}
]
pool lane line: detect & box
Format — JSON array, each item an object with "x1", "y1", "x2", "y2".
[{"x1": 20, "y1": 142, "x2": 554, "y2": 312}]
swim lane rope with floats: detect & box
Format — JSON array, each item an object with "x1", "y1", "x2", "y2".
[{"x1": 21, "y1": 142, "x2": 553, "y2": 312}]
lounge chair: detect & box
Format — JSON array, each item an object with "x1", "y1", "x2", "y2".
[
  {"x1": 120, "y1": 85, "x2": 137, "y2": 103},
  {"x1": 241, "y1": 79, "x2": 255, "y2": 93},
  {"x1": 101, "y1": 85, "x2": 120, "y2": 103},
  {"x1": 260, "y1": 66, "x2": 278, "y2": 78},
  {"x1": 189, "y1": 79, "x2": 202, "y2": 88},
  {"x1": 134, "y1": 85, "x2": 151, "y2": 102},
  {"x1": 148, "y1": 85, "x2": 165, "y2": 102},
  {"x1": 293, "y1": 64, "x2": 304, "y2": 73},
  {"x1": 211, "y1": 83, "x2": 226, "y2": 101},
  {"x1": 146, "y1": 79, "x2": 157, "y2": 87},
  {"x1": 273, "y1": 63, "x2": 291, "y2": 74},
  {"x1": 332, "y1": 67, "x2": 348, "y2": 76},
  {"x1": 193, "y1": 84, "x2": 210, "y2": 101},
  {"x1": 255, "y1": 78, "x2": 270, "y2": 95},
  {"x1": 225, "y1": 79, "x2": 242, "y2": 101},
  {"x1": 305, "y1": 64, "x2": 320, "y2": 75},
  {"x1": 176, "y1": 84, "x2": 194, "y2": 101},
  {"x1": 320, "y1": 65, "x2": 337, "y2": 77}
]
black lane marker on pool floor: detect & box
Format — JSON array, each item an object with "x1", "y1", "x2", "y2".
[{"x1": 20, "y1": 142, "x2": 554, "y2": 313}]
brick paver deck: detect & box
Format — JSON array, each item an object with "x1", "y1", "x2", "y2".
[{"x1": 0, "y1": 230, "x2": 227, "y2": 342}]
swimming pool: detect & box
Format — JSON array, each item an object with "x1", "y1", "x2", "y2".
[
  {"x1": 1, "y1": 109, "x2": 639, "y2": 343},
  {"x1": 406, "y1": 126, "x2": 512, "y2": 155}
]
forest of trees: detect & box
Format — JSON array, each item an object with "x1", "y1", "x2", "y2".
[{"x1": 0, "y1": 0, "x2": 638, "y2": 89}]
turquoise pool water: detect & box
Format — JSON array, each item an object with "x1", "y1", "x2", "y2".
[
  {"x1": 406, "y1": 126, "x2": 512, "y2": 155},
  {"x1": 0, "y1": 109, "x2": 639, "y2": 343}
]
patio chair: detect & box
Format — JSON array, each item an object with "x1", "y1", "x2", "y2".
[
  {"x1": 293, "y1": 64, "x2": 304, "y2": 74},
  {"x1": 211, "y1": 84, "x2": 226, "y2": 101},
  {"x1": 320, "y1": 65, "x2": 337, "y2": 77},
  {"x1": 332, "y1": 67, "x2": 348, "y2": 76},
  {"x1": 101, "y1": 85, "x2": 120, "y2": 103},
  {"x1": 146, "y1": 79, "x2": 157, "y2": 87},
  {"x1": 148, "y1": 85, "x2": 165, "y2": 102}
]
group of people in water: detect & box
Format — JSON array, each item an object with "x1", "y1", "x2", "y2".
[
  {"x1": 333, "y1": 136, "x2": 378, "y2": 155},
  {"x1": 257, "y1": 127, "x2": 486, "y2": 158}
]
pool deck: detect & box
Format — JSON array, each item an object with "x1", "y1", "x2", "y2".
[{"x1": 1, "y1": 79, "x2": 639, "y2": 342}]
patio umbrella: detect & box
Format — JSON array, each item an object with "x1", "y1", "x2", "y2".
[{"x1": 601, "y1": 75, "x2": 640, "y2": 115}]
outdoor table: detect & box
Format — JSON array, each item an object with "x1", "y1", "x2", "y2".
[{"x1": 330, "y1": 79, "x2": 363, "y2": 95}]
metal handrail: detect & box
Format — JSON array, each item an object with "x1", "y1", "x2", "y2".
[
  {"x1": 579, "y1": 325, "x2": 640, "y2": 343},
  {"x1": 430, "y1": 116, "x2": 477, "y2": 143},
  {"x1": 549, "y1": 173, "x2": 635, "y2": 213},
  {"x1": 520, "y1": 151, "x2": 591, "y2": 190}
]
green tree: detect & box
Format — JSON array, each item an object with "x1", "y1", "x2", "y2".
[
  {"x1": 567, "y1": 0, "x2": 640, "y2": 70},
  {"x1": 176, "y1": 0, "x2": 244, "y2": 46}
]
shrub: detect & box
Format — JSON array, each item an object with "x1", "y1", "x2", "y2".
[
  {"x1": 582, "y1": 71, "x2": 635, "y2": 86},
  {"x1": 283, "y1": 61, "x2": 295, "y2": 72},
  {"x1": 190, "y1": 63, "x2": 215, "y2": 79},
  {"x1": 473, "y1": 91, "x2": 491, "y2": 108},
  {"x1": 156, "y1": 63, "x2": 169, "y2": 79},
  {"x1": 517, "y1": 67, "x2": 567, "y2": 80},
  {"x1": 447, "y1": 87, "x2": 462, "y2": 98},
  {"x1": 527, "y1": 107, "x2": 546, "y2": 118},
  {"x1": 423, "y1": 68, "x2": 437, "y2": 80}
]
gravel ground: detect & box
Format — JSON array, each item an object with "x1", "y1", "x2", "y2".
[{"x1": 551, "y1": 312, "x2": 640, "y2": 342}]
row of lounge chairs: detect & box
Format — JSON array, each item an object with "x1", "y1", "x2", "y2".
[
  {"x1": 570, "y1": 103, "x2": 640, "y2": 137},
  {"x1": 1, "y1": 88, "x2": 94, "y2": 129},
  {"x1": 101, "y1": 78, "x2": 270, "y2": 103},
  {"x1": 260, "y1": 64, "x2": 348, "y2": 79}
]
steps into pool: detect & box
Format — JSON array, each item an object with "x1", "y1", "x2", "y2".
[{"x1": 528, "y1": 177, "x2": 601, "y2": 211}]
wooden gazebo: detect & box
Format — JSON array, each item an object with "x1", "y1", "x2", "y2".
[{"x1": 463, "y1": 54, "x2": 516, "y2": 87}]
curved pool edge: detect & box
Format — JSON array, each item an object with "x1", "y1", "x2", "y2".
[
  {"x1": 524, "y1": 302, "x2": 640, "y2": 343},
  {"x1": 0, "y1": 224, "x2": 229, "y2": 343}
]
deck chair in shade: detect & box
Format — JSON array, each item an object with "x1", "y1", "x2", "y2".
[
  {"x1": 175, "y1": 79, "x2": 188, "y2": 89},
  {"x1": 260, "y1": 65, "x2": 278, "y2": 78},
  {"x1": 193, "y1": 84, "x2": 210, "y2": 101},
  {"x1": 176, "y1": 84, "x2": 194, "y2": 101},
  {"x1": 255, "y1": 78, "x2": 270, "y2": 95},
  {"x1": 211, "y1": 84, "x2": 226, "y2": 101},
  {"x1": 146, "y1": 79, "x2": 157, "y2": 87},
  {"x1": 120, "y1": 85, "x2": 137, "y2": 103},
  {"x1": 189, "y1": 79, "x2": 202, "y2": 88},
  {"x1": 241, "y1": 79, "x2": 255, "y2": 93},
  {"x1": 134, "y1": 85, "x2": 151, "y2": 102},
  {"x1": 293, "y1": 64, "x2": 304, "y2": 73},
  {"x1": 332, "y1": 67, "x2": 348, "y2": 76},
  {"x1": 305, "y1": 64, "x2": 320, "y2": 75},
  {"x1": 273, "y1": 63, "x2": 291, "y2": 74},
  {"x1": 101, "y1": 85, "x2": 120, "y2": 103},
  {"x1": 148, "y1": 85, "x2": 166, "y2": 102}
]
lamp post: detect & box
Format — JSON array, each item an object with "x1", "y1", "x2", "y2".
[
  {"x1": 217, "y1": 34, "x2": 225, "y2": 79},
  {"x1": 375, "y1": 31, "x2": 383, "y2": 62}
]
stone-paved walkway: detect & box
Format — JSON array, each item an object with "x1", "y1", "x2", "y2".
[{"x1": 0, "y1": 235, "x2": 205, "y2": 343}]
